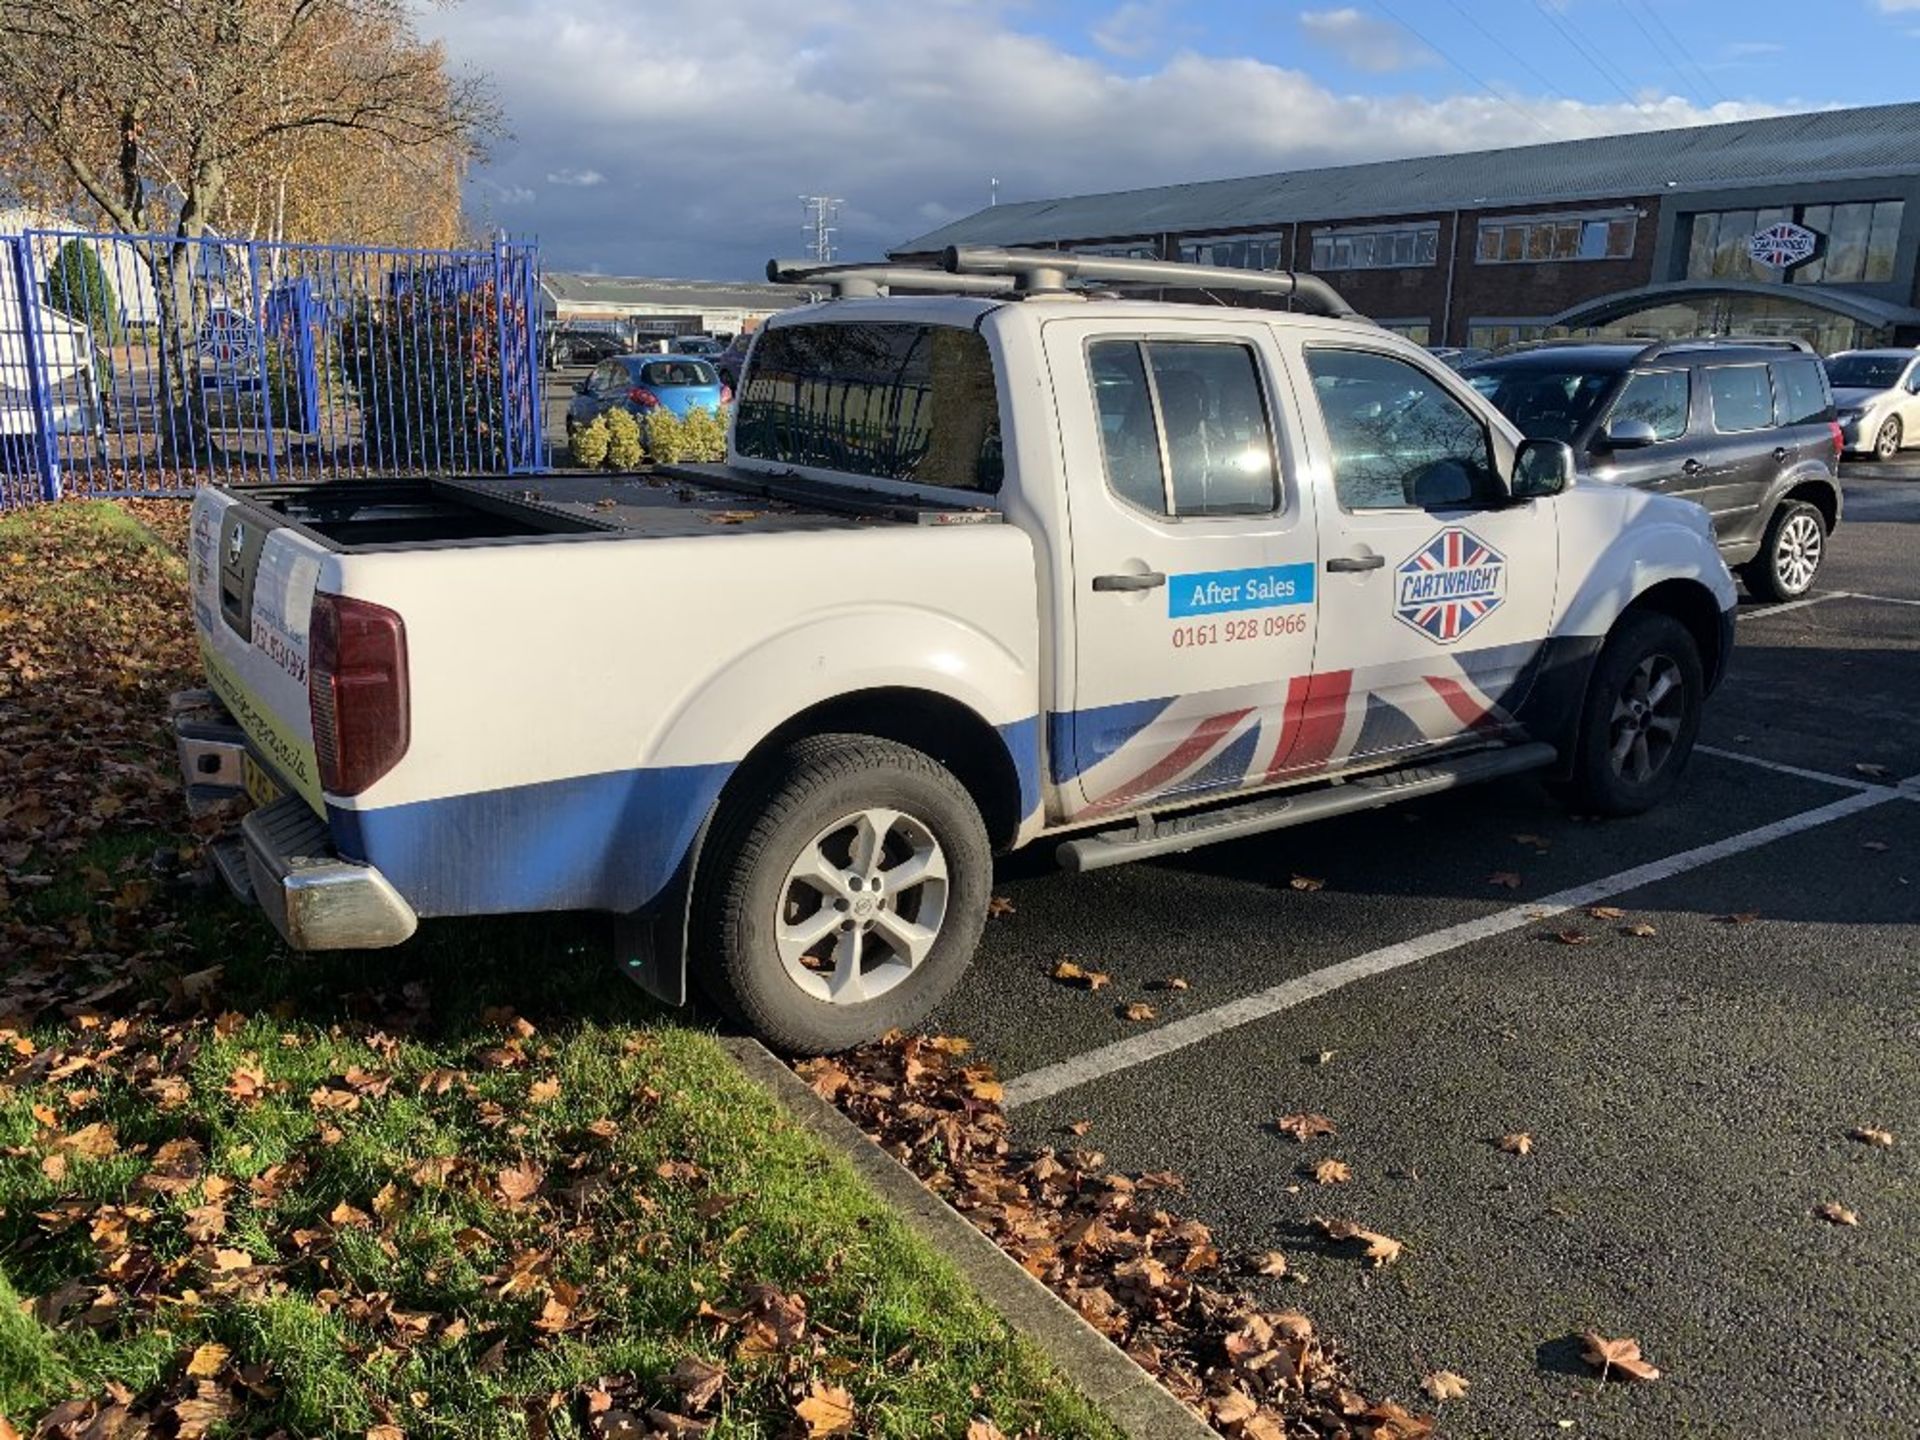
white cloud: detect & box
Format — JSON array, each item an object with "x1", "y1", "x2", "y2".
[
  {"x1": 545, "y1": 168, "x2": 605, "y2": 186},
  {"x1": 1298, "y1": 6, "x2": 1435, "y2": 73},
  {"x1": 1874, "y1": 0, "x2": 1920, "y2": 11},
  {"x1": 1091, "y1": 1, "x2": 1167, "y2": 58},
  {"x1": 419, "y1": 0, "x2": 1787, "y2": 278}
]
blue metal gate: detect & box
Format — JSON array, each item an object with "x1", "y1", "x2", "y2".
[{"x1": 0, "y1": 230, "x2": 544, "y2": 506}]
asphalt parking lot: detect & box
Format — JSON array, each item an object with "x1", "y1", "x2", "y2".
[{"x1": 930, "y1": 471, "x2": 1920, "y2": 1437}]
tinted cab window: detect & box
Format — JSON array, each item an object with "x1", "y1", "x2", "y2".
[
  {"x1": 1606, "y1": 369, "x2": 1690, "y2": 441},
  {"x1": 1307, "y1": 349, "x2": 1500, "y2": 511},
  {"x1": 1705, "y1": 365, "x2": 1774, "y2": 433}
]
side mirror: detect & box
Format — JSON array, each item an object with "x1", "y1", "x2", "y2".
[
  {"x1": 1512, "y1": 438, "x2": 1574, "y2": 499},
  {"x1": 1598, "y1": 416, "x2": 1658, "y2": 450}
]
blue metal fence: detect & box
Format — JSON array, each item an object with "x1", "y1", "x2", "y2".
[{"x1": 0, "y1": 230, "x2": 545, "y2": 506}]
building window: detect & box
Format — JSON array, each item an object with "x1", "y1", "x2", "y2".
[
  {"x1": 1178, "y1": 232, "x2": 1289, "y2": 271},
  {"x1": 1476, "y1": 212, "x2": 1635, "y2": 265},
  {"x1": 1682, "y1": 200, "x2": 1904, "y2": 285},
  {"x1": 1309, "y1": 224, "x2": 1439, "y2": 272},
  {"x1": 1466, "y1": 319, "x2": 1556, "y2": 352},
  {"x1": 1378, "y1": 319, "x2": 1432, "y2": 345}
]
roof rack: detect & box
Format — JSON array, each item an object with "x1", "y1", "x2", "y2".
[
  {"x1": 941, "y1": 245, "x2": 1364, "y2": 319},
  {"x1": 1632, "y1": 335, "x2": 1816, "y2": 361},
  {"x1": 765, "y1": 259, "x2": 1017, "y2": 298}
]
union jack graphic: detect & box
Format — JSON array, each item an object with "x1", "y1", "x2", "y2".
[
  {"x1": 1395, "y1": 527, "x2": 1506, "y2": 644},
  {"x1": 1063, "y1": 639, "x2": 1539, "y2": 820}
]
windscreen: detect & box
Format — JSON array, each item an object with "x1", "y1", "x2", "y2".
[
  {"x1": 1824, "y1": 355, "x2": 1906, "y2": 389},
  {"x1": 735, "y1": 321, "x2": 1004, "y2": 491},
  {"x1": 1466, "y1": 367, "x2": 1616, "y2": 442}
]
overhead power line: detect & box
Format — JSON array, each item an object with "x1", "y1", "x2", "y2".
[
  {"x1": 1372, "y1": 0, "x2": 1563, "y2": 143},
  {"x1": 1617, "y1": 0, "x2": 1707, "y2": 107},
  {"x1": 1530, "y1": 0, "x2": 1657, "y2": 125},
  {"x1": 1632, "y1": 0, "x2": 1729, "y2": 106},
  {"x1": 1440, "y1": 0, "x2": 1579, "y2": 108}
]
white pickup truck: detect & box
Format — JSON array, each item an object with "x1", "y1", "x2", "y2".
[{"x1": 175, "y1": 248, "x2": 1737, "y2": 1052}]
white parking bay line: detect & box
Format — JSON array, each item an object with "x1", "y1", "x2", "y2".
[
  {"x1": 1845, "y1": 591, "x2": 1920, "y2": 609},
  {"x1": 1737, "y1": 592, "x2": 1850, "y2": 621},
  {"x1": 1695, "y1": 746, "x2": 1879, "y2": 791},
  {"x1": 1003, "y1": 786, "x2": 1899, "y2": 1110}
]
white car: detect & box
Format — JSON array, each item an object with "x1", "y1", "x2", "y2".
[
  {"x1": 174, "y1": 247, "x2": 1737, "y2": 1053},
  {"x1": 1827, "y1": 348, "x2": 1920, "y2": 460}
]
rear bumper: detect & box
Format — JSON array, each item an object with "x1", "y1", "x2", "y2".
[{"x1": 171, "y1": 689, "x2": 417, "y2": 951}]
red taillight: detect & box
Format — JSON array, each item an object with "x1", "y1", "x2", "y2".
[
  {"x1": 309, "y1": 592, "x2": 409, "y2": 796},
  {"x1": 719, "y1": 383, "x2": 733, "y2": 404},
  {"x1": 1829, "y1": 420, "x2": 1844, "y2": 457},
  {"x1": 628, "y1": 386, "x2": 661, "y2": 409}
]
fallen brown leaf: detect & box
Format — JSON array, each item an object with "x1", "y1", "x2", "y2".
[
  {"x1": 794, "y1": 1381, "x2": 855, "y2": 1437},
  {"x1": 1487, "y1": 871, "x2": 1523, "y2": 889},
  {"x1": 1119, "y1": 1002, "x2": 1156, "y2": 1023},
  {"x1": 1149, "y1": 976, "x2": 1190, "y2": 991},
  {"x1": 964, "y1": 1420, "x2": 1008, "y2": 1440},
  {"x1": 1854, "y1": 762, "x2": 1893, "y2": 780},
  {"x1": 1275, "y1": 1112, "x2": 1337, "y2": 1142},
  {"x1": 1621, "y1": 922, "x2": 1658, "y2": 937},
  {"x1": 1815, "y1": 1202, "x2": 1859, "y2": 1226},
  {"x1": 1253, "y1": 1250, "x2": 1288, "y2": 1276},
  {"x1": 1051, "y1": 960, "x2": 1110, "y2": 990},
  {"x1": 1579, "y1": 1332, "x2": 1660, "y2": 1382},
  {"x1": 1553, "y1": 929, "x2": 1591, "y2": 946},
  {"x1": 495, "y1": 1161, "x2": 545, "y2": 1206},
  {"x1": 1715, "y1": 911, "x2": 1760, "y2": 925},
  {"x1": 1311, "y1": 1158, "x2": 1353, "y2": 1185},
  {"x1": 1421, "y1": 1369, "x2": 1470, "y2": 1402},
  {"x1": 1288, "y1": 874, "x2": 1325, "y2": 892},
  {"x1": 185, "y1": 1341, "x2": 229, "y2": 1378},
  {"x1": 1850, "y1": 1126, "x2": 1896, "y2": 1148},
  {"x1": 987, "y1": 896, "x2": 1016, "y2": 917},
  {"x1": 1497, "y1": 1132, "x2": 1534, "y2": 1156}
]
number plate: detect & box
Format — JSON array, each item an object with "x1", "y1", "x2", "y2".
[{"x1": 243, "y1": 753, "x2": 283, "y2": 808}]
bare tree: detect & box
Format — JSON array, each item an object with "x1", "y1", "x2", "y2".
[{"x1": 0, "y1": 0, "x2": 499, "y2": 447}]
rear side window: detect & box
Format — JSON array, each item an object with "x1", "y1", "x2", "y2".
[
  {"x1": 1608, "y1": 369, "x2": 1690, "y2": 441},
  {"x1": 1772, "y1": 358, "x2": 1832, "y2": 426},
  {"x1": 736, "y1": 322, "x2": 1003, "y2": 491},
  {"x1": 1705, "y1": 365, "x2": 1774, "y2": 433},
  {"x1": 1088, "y1": 339, "x2": 1279, "y2": 518},
  {"x1": 642, "y1": 360, "x2": 717, "y2": 387}
]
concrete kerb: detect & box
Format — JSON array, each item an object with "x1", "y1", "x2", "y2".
[{"x1": 720, "y1": 1036, "x2": 1218, "y2": 1440}]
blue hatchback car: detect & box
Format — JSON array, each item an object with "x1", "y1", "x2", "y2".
[{"x1": 565, "y1": 354, "x2": 731, "y2": 433}]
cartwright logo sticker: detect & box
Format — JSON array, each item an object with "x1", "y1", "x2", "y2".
[{"x1": 1395, "y1": 528, "x2": 1505, "y2": 643}]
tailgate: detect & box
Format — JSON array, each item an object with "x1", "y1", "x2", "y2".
[{"x1": 189, "y1": 489, "x2": 329, "y2": 813}]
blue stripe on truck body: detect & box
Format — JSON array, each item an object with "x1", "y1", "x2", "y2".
[{"x1": 329, "y1": 760, "x2": 734, "y2": 918}]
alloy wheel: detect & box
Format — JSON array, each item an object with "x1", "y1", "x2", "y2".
[
  {"x1": 1608, "y1": 653, "x2": 1685, "y2": 785},
  {"x1": 1773, "y1": 512, "x2": 1823, "y2": 595},
  {"x1": 774, "y1": 808, "x2": 949, "y2": 1005},
  {"x1": 1877, "y1": 417, "x2": 1903, "y2": 460}
]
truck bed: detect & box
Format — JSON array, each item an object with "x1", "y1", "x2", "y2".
[{"x1": 234, "y1": 465, "x2": 1002, "y2": 552}]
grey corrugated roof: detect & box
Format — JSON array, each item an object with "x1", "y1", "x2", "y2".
[
  {"x1": 894, "y1": 102, "x2": 1920, "y2": 254},
  {"x1": 543, "y1": 272, "x2": 817, "y2": 311}
]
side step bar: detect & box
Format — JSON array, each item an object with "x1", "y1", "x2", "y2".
[{"x1": 1056, "y1": 743, "x2": 1558, "y2": 873}]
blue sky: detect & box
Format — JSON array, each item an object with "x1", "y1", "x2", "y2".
[{"x1": 417, "y1": 0, "x2": 1920, "y2": 280}]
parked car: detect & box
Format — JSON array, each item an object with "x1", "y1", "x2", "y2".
[
  {"x1": 564, "y1": 354, "x2": 732, "y2": 434},
  {"x1": 714, "y1": 331, "x2": 757, "y2": 391},
  {"x1": 672, "y1": 336, "x2": 725, "y2": 358},
  {"x1": 547, "y1": 330, "x2": 626, "y2": 370},
  {"x1": 1824, "y1": 348, "x2": 1920, "y2": 460},
  {"x1": 1428, "y1": 345, "x2": 1492, "y2": 370},
  {"x1": 1462, "y1": 338, "x2": 1842, "y2": 601},
  {"x1": 178, "y1": 249, "x2": 1738, "y2": 1053}
]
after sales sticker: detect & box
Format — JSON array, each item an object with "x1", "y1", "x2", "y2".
[{"x1": 1168, "y1": 563, "x2": 1316, "y2": 617}]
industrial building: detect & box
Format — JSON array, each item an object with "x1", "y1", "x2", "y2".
[{"x1": 894, "y1": 102, "x2": 1920, "y2": 352}]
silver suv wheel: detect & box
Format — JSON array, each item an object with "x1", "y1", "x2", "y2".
[
  {"x1": 775, "y1": 807, "x2": 949, "y2": 1005},
  {"x1": 1773, "y1": 510, "x2": 1823, "y2": 595}
]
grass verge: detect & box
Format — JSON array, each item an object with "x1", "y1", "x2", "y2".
[{"x1": 0, "y1": 499, "x2": 1121, "y2": 1440}]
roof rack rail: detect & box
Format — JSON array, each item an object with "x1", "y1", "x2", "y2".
[
  {"x1": 765, "y1": 259, "x2": 1017, "y2": 298},
  {"x1": 941, "y1": 245, "x2": 1365, "y2": 319},
  {"x1": 1632, "y1": 334, "x2": 1816, "y2": 362}
]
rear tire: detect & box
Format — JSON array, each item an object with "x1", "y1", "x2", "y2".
[
  {"x1": 694, "y1": 734, "x2": 991, "y2": 1054},
  {"x1": 1740, "y1": 499, "x2": 1825, "y2": 602},
  {"x1": 1874, "y1": 415, "x2": 1902, "y2": 461},
  {"x1": 1561, "y1": 610, "x2": 1703, "y2": 817}
]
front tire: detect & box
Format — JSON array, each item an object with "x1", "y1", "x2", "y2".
[
  {"x1": 1561, "y1": 611, "x2": 1703, "y2": 817},
  {"x1": 1741, "y1": 499, "x2": 1825, "y2": 602},
  {"x1": 694, "y1": 734, "x2": 991, "y2": 1054},
  {"x1": 1874, "y1": 415, "x2": 1903, "y2": 461}
]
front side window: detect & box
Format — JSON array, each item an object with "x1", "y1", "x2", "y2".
[
  {"x1": 736, "y1": 322, "x2": 1003, "y2": 491},
  {"x1": 1306, "y1": 349, "x2": 1499, "y2": 512},
  {"x1": 1705, "y1": 364, "x2": 1775, "y2": 433},
  {"x1": 1771, "y1": 358, "x2": 1831, "y2": 426},
  {"x1": 1088, "y1": 339, "x2": 1279, "y2": 518},
  {"x1": 1608, "y1": 369, "x2": 1691, "y2": 441}
]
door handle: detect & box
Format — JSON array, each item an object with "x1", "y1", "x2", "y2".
[
  {"x1": 1325, "y1": 553, "x2": 1385, "y2": 573},
  {"x1": 1682, "y1": 458, "x2": 1704, "y2": 476},
  {"x1": 1091, "y1": 571, "x2": 1166, "y2": 592},
  {"x1": 1772, "y1": 446, "x2": 1789, "y2": 463}
]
